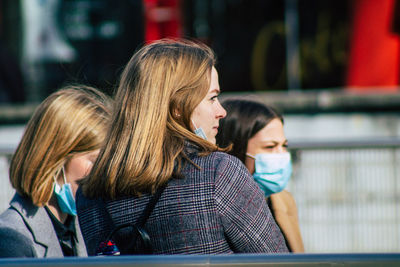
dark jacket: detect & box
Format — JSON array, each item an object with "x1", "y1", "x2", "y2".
[
  {"x1": 77, "y1": 144, "x2": 289, "y2": 255},
  {"x1": 0, "y1": 193, "x2": 87, "y2": 258}
]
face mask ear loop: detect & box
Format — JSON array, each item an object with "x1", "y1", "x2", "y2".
[
  {"x1": 61, "y1": 166, "x2": 67, "y2": 185},
  {"x1": 245, "y1": 153, "x2": 256, "y2": 159},
  {"x1": 191, "y1": 119, "x2": 198, "y2": 130},
  {"x1": 53, "y1": 167, "x2": 64, "y2": 186}
]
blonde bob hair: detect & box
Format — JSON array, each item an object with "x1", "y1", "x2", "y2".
[
  {"x1": 9, "y1": 85, "x2": 111, "y2": 206},
  {"x1": 81, "y1": 39, "x2": 225, "y2": 199}
]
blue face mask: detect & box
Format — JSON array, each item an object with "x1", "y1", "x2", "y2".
[
  {"x1": 53, "y1": 167, "x2": 77, "y2": 216},
  {"x1": 246, "y1": 152, "x2": 292, "y2": 197},
  {"x1": 192, "y1": 119, "x2": 207, "y2": 140}
]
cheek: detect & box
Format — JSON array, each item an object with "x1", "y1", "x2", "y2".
[
  {"x1": 68, "y1": 160, "x2": 93, "y2": 182},
  {"x1": 79, "y1": 161, "x2": 94, "y2": 177},
  {"x1": 191, "y1": 101, "x2": 211, "y2": 126}
]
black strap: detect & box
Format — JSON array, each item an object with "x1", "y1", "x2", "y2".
[
  {"x1": 136, "y1": 183, "x2": 167, "y2": 227},
  {"x1": 99, "y1": 183, "x2": 167, "y2": 254}
]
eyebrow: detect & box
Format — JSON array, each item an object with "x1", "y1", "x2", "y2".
[
  {"x1": 261, "y1": 140, "x2": 288, "y2": 144},
  {"x1": 209, "y1": 88, "x2": 220, "y2": 94}
]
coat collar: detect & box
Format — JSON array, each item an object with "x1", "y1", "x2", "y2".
[
  {"x1": 10, "y1": 193, "x2": 62, "y2": 256},
  {"x1": 184, "y1": 140, "x2": 200, "y2": 156},
  {"x1": 10, "y1": 193, "x2": 87, "y2": 257}
]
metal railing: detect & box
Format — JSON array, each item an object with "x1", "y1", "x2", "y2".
[
  {"x1": 288, "y1": 138, "x2": 400, "y2": 252},
  {"x1": 0, "y1": 253, "x2": 400, "y2": 266}
]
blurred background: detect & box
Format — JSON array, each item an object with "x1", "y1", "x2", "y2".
[{"x1": 1, "y1": 0, "x2": 400, "y2": 253}]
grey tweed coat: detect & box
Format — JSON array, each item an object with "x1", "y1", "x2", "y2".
[{"x1": 76, "y1": 143, "x2": 289, "y2": 255}]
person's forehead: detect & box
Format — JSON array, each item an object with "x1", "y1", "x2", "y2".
[{"x1": 254, "y1": 120, "x2": 285, "y2": 140}]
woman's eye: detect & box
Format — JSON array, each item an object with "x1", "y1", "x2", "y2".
[{"x1": 264, "y1": 145, "x2": 275, "y2": 149}]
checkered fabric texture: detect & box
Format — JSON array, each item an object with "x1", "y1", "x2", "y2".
[{"x1": 77, "y1": 143, "x2": 289, "y2": 255}]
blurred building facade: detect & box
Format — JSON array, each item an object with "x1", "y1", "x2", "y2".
[
  {"x1": 2, "y1": 0, "x2": 400, "y2": 103},
  {"x1": 4, "y1": 0, "x2": 398, "y2": 103}
]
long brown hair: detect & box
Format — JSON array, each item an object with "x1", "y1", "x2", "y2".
[
  {"x1": 10, "y1": 85, "x2": 111, "y2": 206},
  {"x1": 81, "y1": 39, "x2": 224, "y2": 199}
]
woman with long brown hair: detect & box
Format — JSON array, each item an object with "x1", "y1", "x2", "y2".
[{"x1": 77, "y1": 39, "x2": 288, "y2": 255}]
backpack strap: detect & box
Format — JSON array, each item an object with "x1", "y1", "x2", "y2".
[
  {"x1": 98, "y1": 183, "x2": 167, "y2": 255},
  {"x1": 137, "y1": 183, "x2": 167, "y2": 227}
]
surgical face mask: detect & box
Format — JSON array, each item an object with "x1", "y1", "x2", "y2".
[
  {"x1": 191, "y1": 119, "x2": 207, "y2": 140},
  {"x1": 53, "y1": 167, "x2": 77, "y2": 216},
  {"x1": 246, "y1": 152, "x2": 292, "y2": 197}
]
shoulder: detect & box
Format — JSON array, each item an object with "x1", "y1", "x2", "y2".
[
  {"x1": 270, "y1": 190, "x2": 298, "y2": 214},
  {"x1": 182, "y1": 150, "x2": 257, "y2": 198},
  {"x1": 75, "y1": 186, "x2": 104, "y2": 224},
  {"x1": 206, "y1": 152, "x2": 264, "y2": 203},
  {"x1": 193, "y1": 151, "x2": 246, "y2": 173},
  {"x1": 210, "y1": 151, "x2": 252, "y2": 182},
  {"x1": 0, "y1": 205, "x2": 26, "y2": 229},
  {"x1": 185, "y1": 149, "x2": 247, "y2": 176},
  {"x1": 0, "y1": 226, "x2": 36, "y2": 257},
  {"x1": 189, "y1": 151, "x2": 252, "y2": 184},
  {"x1": 185, "y1": 142, "x2": 245, "y2": 172},
  {"x1": 76, "y1": 186, "x2": 99, "y2": 206},
  {"x1": 276, "y1": 190, "x2": 297, "y2": 204},
  {"x1": 1, "y1": 193, "x2": 46, "y2": 230},
  {"x1": 212, "y1": 151, "x2": 245, "y2": 168},
  {"x1": 0, "y1": 200, "x2": 50, "y2": 237},
  {"x1": 0, "y1": 208, "x2": 37, "y2": 258}
]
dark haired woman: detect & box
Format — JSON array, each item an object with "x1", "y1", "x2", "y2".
[{"x1": 216, "y1": 98, "x2": 304, "y2": 252}]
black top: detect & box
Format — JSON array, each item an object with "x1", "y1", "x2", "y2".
[{"x1": 44, "y1": 207, "x2": 77, "y2": 256}]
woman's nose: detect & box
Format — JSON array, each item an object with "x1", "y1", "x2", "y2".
[
  {"x1": 216, "y1": 100, "x2": 227, "y2": 118},
  {"x1": 275, "y1": 145, "x2": 287, "y2": 153}
]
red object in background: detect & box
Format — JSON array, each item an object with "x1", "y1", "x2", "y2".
[
  {"x1": 347, "y1": 0, "x2": 400, "y2": 91},
  {"x1": 144, "y1": 0, "x2": 182, "y2": 43}
]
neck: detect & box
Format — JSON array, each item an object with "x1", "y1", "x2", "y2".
[{"x1": 47, "y1": 195, "x2": 68, "y2": 224}]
